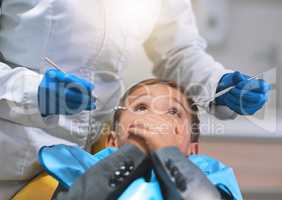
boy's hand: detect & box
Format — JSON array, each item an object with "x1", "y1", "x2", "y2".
[{"x1": 128, "y1": 115, "x2": 179, "y2": 153}]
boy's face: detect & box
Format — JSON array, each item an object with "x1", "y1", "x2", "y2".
[{"x1": 107, "y1": 84, "x2": 198, "y2": 156}]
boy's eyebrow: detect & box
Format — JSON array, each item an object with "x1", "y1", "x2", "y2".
[
  {"x1": 128, "y1": 93, "x2": 148, "y2": 105},
  {"x1": 172, "y1": 97, "x2": 189, "y2": 113}
]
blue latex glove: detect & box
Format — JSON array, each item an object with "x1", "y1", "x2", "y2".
[
  {"x1": 38, "y1": 69, "x2": 96, "y2": 116},
  {"x1": 215, "y1": 71, "x2": 271, "y2": 115}
]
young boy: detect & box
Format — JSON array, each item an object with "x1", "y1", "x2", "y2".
[{"x1": 39, "y1": 79, "x2": 242, "y2": 200}]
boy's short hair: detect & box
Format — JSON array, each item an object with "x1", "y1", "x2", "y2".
[{"x1": 112, "y1": 79, "x2": 200, "y2": 143}]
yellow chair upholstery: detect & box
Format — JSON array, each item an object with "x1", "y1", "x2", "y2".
[
  {"x1": 12, "y1": 173, "x2": 58, "y2": 200},
  {"x1": 12, "y1": 123, "x2": 111, "y2": 200}
]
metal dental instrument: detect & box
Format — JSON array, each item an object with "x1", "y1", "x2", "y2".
[
  {"x1": 192, "y1": 72, "x2": 264, "y2": 108},
  {"x1": 44, "y1": 57, "x2": 100, "y2": 101},
  {"x1": 44, "y1": 57, "x2": 65, "y2": 72},
  {"x1": 45, "y1": 57, "x2": 98, "y2": 100},
  {"x1": 44, "y1": 57, "x2": 122, "y2": 112}
]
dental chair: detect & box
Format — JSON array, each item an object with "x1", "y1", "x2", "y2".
[{"x1": 11, "y1": 134, "x2": 108, "y2": 200}]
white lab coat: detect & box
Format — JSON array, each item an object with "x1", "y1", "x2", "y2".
[{"x1": 0, "y1": 0, "x2": 235, "y2": 199}]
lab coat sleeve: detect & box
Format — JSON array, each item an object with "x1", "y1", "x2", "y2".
[
  {"x1": 0, "y1": 61, "x2": 54, "y2": 128},
  {"x1": 144, "y1": 0, "x2": 236, "y2": 119}
]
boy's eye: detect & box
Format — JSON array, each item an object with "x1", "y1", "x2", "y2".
[
  {"x1": 133, "y1": 103, "x2": 148, "y2": 112},
  {"x1": 168, "y1": 107, "x2": 181, "y2": 118}
]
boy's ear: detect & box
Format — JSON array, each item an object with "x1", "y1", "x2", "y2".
[
  {"x1": 187, "y1": 142, "x2": 199, "y2": 155},
  {"x1": 106, "y1": 131, "x2": 119, "y2": 148}
]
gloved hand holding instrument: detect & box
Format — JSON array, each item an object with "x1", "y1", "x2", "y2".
[
  {"x1": 214, "y1": 71, "x2": 272, "y2": 115},
  {"x1": 38, "y1": 58, "x2": 96, "y2": 117},
  {"x1": 192, "y1": 71, "x2": 272, "y2": 115}
]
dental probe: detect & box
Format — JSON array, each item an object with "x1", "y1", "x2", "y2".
[
  {"x1": 44, "y1": 57, "x2": 65, "y2": 72},
  {"x1": 44, "y1": 57, "x2": 124, "y2": 112},
  {"x1": 191, "y1": 72, "x2": 264, "y2": 107}
]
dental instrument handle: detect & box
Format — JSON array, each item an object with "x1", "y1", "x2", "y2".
[
  {"x1": 44, "y1": 57, "x2": 124, "y2": 112},
  {"x1": 44, "y1": 56, "x2": 101, "y2": 100},
  {"x1": 44, "y1": 57, "x2": 65, "y2": 72}
]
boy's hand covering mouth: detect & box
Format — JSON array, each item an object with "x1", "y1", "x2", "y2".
[{"x1": 128, "y1": 115, "x2": 180, "y2": 153}]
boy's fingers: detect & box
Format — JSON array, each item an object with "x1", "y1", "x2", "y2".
[
  {"x1": 129, "y1": 127, "x2": 149, "y2": 137},
  {"x1": 130, "y1": 123, "x2": 147, "y2": 130},
  {"x1": 128, "y1": 127, "x2": 158, "y2": 140}
]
